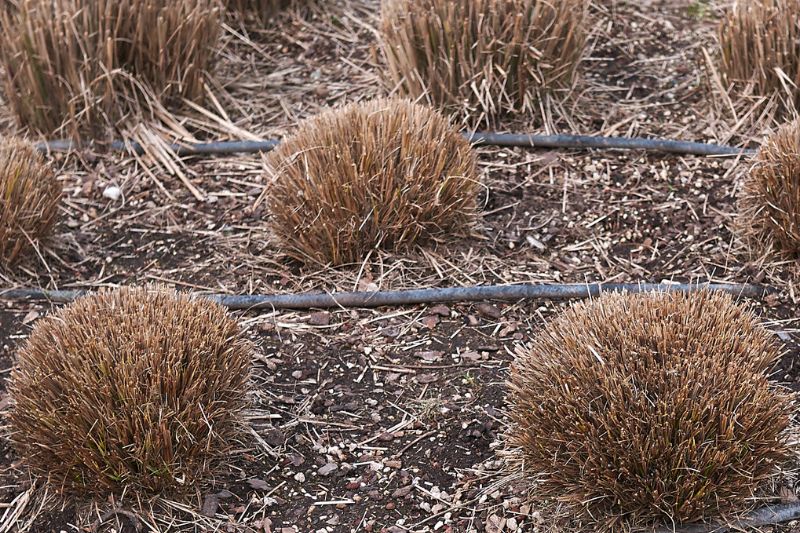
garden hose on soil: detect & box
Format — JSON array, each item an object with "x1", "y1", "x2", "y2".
[
  {"x1": 35, "y1": 133, "x2": 756, "y2": 158},
  {"x1": 0, "y1": 282, "x2": 771, "y2": 310},
  {"x1": 661, "y1": 502, "x2": 800, "y2": 533},
  {"x1": 464, "y1": 132, "x2": 756, "y2": 156}
]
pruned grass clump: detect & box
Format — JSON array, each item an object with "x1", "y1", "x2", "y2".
[
  {"x1": 265, "y1": 98, "x2": 480, "y2": 265},
  {"x1": 379, "y1": 0, "x2": 589, "y2": 124},
  {"x1": 0, "y1": 0, "x2": 221, "y2": 137},
  {"x1": 718, "y1": 0, "x2": 800, "y2": 114},
  {"x1": 738, "y1": 119, "x2": 800, "y2": 259},
  {"x1": 0, "y1": 137, "x2": 62, "y2": 268},
  {"x1": 9, "y1": 286, "x2": 252, "y2": 494},
  {"x1": 507, "y1": 290, "x2": 792, "y2": 530}
]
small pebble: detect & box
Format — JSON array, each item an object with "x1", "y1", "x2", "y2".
[{"x1": 102, "y1": 185, "x2": 122, "y2": 201}]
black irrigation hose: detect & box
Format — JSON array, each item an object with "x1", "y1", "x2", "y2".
[
  {"x1": 661, "y1": 502, "x2": 800, "y2": 533},
  {"x1": 36, "y1": 139, "x2": 280, "y2": 157},
  {"x1": 35, "y1": 133, "x2": 756, "y2": 158},
  {"x1": 0, "y1": 282, "x2": 771, "y2": 310},
  {"x1": 463, "y1": 132, "x2": 757, "y2": 156}
]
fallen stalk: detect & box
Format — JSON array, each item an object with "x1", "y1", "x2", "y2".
[
  {"x1": 36, "y1": 133, "x2": 755, "y2": 158},
  {"x1": 0, "y1": 282, "x2": 770, "y2": 310}
]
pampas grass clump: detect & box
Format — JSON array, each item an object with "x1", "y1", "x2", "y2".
[
  {"x1": 0, "y1": 137, "x2": 62, "y2": 268},
  {"x1": 265, "y1": 98, "x2": 479, "y2": 265},
  {"x1": 379, "y1": 0, "x2": 588, "y2": 124},
  {"x1": 738, "y1": 119, "x2": 800, "y2": 259},
  {"x1": 718, "y1": 0, "x2": 800, "y2": 113},
  {"x1": 0, "y1": 0, "x2": 221, "y2": 137},
  {"x1": 507, "y1": 290, "x2": 792, "y2": 530},
  {"x1": 9, "y1": 287, "x2": 252, "y2": 494}
]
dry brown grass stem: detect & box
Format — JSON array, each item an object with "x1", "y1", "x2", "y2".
[
  {"x1": 0, "y1": 0, "x2": 221, "y2": 138},
  {"x1": 264, "y1": 98, "x2": 480, "y2": 266},
  {"x1": 507, "y1": 290, "x2": 793, "y2": 531},
  {"x1": 0, "y1": 136, "x2": 62, "y2": 268},
  {"x1": 9, "y1": 286, "x2": 252, "y2": 495},
  {"x1": 379, "y1": 0, "x2": 588, "y2": 126},
  {"x1": 737, "y1": 119, "x2": 800, "y2": 259},
  {"x1": 718, "y1": 0, "x2": 800, "y2": 117}
]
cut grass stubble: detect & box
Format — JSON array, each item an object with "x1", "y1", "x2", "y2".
[
  {"x1": 380, "y1": 0, "x2": 588, "y2": 125},
  {"x1": 0, "y1": 0, "x2": 221, "y2": 137},
  {"x1": 718, "y1": 0, "x2": 800, "y2": 116}
]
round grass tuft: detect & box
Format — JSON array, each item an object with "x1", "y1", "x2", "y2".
[
  {"x1": 9, "y1": 286, "x2": 252, "y2": 494},
  {"x1": 379, "y1": 0, "x2": 589, "y2": 125},
  {"x1": 507, "y1": 290, "x2": 792, "y2": 530},
  {"x1": 265, "y1": 98, "x2": 480, "y2": 266},
  {"x1": 737, "y1": 119, "x2": 800, "y2": 259},
  {"x1": 0, "y1": 137, "x2": 62, "y2": 268}
]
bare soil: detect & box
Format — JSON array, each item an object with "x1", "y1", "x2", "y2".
[{"x1": 1, "y1": 0, "x2": 800, "y2": 532}]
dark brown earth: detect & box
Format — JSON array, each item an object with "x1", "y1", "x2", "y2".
[{"x1": 1, "y1": 0, "x2": 800, "y2": 532}]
